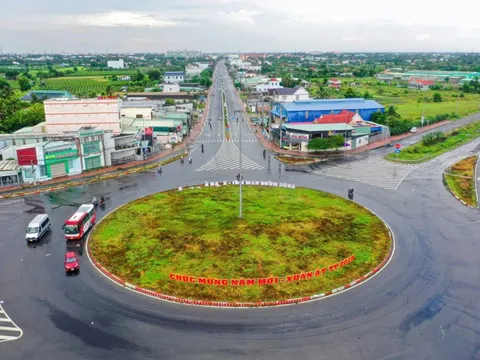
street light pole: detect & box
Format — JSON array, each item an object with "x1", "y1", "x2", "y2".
[
  {"x1": 239, "y1": 111, "x2": 243, "y2": 219},
  {"x1": 234, "y1": 109, "x2": 243, "y2": 218}
]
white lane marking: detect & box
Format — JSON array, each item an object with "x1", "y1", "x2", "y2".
[{"x1": 0, "y1": 305, "x2": 23, "y2": 343}]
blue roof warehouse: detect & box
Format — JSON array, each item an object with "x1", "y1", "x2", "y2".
[{"x1": 271, "y1": 98, "x2": 385, "y2": 123}]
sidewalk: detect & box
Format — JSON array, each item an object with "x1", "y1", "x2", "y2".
[{"x1": 0, "y1": 87, "x2": 212, "y2": 196}]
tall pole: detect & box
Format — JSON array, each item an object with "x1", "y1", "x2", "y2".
[{"x1": 236, "y1": 109, "x2": 243, "y2": 218}]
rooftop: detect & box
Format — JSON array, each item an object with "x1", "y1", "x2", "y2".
[
  {"x1": 21, "y1": 90, "x2": 73, "y2": 102},
  {"x1": 281, "y1": 98, "x2": 384, "y2": 112},
  {"x1": 165, "y1": 71, "x2": 185, "y2": 75},
  {"x1": 314, "y1": 110, "x2": 356, "y2": 124},
  {"x1": 0, "y1": 160, "x2": 19, "y2": 174},
  {"x1": 284, "y1": 123, "x2": 354, "y2": 132}
]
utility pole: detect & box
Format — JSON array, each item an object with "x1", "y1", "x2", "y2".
[{"x1": 234, "y1": 109, "x2": 243, "y2": 218}]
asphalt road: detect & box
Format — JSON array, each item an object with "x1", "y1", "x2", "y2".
[{"x1": 1, "y1": 62, "x2": 479, "y2": 360}]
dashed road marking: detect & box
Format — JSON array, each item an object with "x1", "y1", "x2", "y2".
[{"x1": 0, "y1": 305, "x2": 23, "y2": 343}]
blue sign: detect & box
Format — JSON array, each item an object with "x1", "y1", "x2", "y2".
[{"x1": 395, "y1": 149, "x2": 400, "y2": 154}]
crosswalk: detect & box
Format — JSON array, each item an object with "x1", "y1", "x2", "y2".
[
  {"x1": 314, "y1": 157, "x2": 438, "y2": 190},
  {"x1": 196, "y1": 140, "x2": 264, "y2": 172},
  {"x1": 194, "y1": 139, "x2": 257, "y2": 144},
  {"x1": 0, "y1": 305, "x2": 23, "y2": 343}
]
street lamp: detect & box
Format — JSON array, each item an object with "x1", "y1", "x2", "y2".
[{"x1": 234, "y1": 109, "x2": 243, "y2": 218}]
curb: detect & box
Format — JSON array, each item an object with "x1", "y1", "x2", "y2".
[
  {"x1": 85, "y1": 183, "x2": 396, "y2": 308},
  {"x1": 442, "y1": 171, "x2": 477, "y2": 209}
]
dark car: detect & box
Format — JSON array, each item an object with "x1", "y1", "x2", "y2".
[{"x1": 64, "y1": 251, "x2": 80, "y2": 275}]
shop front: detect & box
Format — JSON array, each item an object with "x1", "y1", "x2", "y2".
[
  {"x1": 78, "y1": 129, "x2": 106, "y2": 171},
  {"x1": 44, "y1": 149, "x2": 81, "y2": 178}
]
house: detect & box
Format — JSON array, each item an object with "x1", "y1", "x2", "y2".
[
  {"x1": 256, "y1": 78, "x2": 283, "y2": 93},
  {"x1": 163, "y1": 84, "x2": 180, "y2": 93},
  {"x1": 185, "y1": 63, "x2": 209, "y2": 77},
  {"x1": 164, "y1": 72, "x2": 185, "y2": 84},
  {"x1": 107, "y1": 59, "x2": 125, "y2": 69},
  {"x1": 21, "y1": 90, "x2": 74, "y2": 102},
  {"x1": 409, "y1": 78, "x2": 435, "y2": 90},
  {"x1": 119, "y1": 76, "x2": 131, "y2": 81},
  {"x1": 328, "y1": 78, "x2": 342, "y2": 88},
  {"x1": 313, "y1": 110, "x2": 366, "y2": 126},
  {"x1": 268, "y1": 86, "x2": 310, "y2": 103},
  {"x1": 271, "y1": 98, "x2": 385, "y2": 124}
]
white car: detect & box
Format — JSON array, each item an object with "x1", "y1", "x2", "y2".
[{"x1": 410, "y1": 127, "x2": 418, "y2": 133}]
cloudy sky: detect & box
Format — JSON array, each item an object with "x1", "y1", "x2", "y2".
[{"x1": 1, "y1": 0, "x2": 479, "y2": 53}]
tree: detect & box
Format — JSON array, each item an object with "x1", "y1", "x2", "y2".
[
  {"x1": 73, "y1": 66, "x2": 78, "y2": 72},
  {"x1": 132, "y1": 70, "x2": 145, "y2": 82},
  {"x1": 5, "y1": 70, "x2": 20, "y2": 80},
  {"x1": 307, "y1": 135, "x2": 345, "y2": 150},
  {"x1": 344, "y1": 87, "x2": 358, "y2": 98},
  {"x1": 147, "y1": 69, "x2": 162, "y2": 81},
  {"x1": 105, "y1": 85, "x2": 113, "y2": 96},
  {"x1": 0, "y1": 102, "x2": 45, "y2": 133},
  {"x1": 433, "y1": 92, "x2": 443, "y2": 103},
  {"x1": 165, "y1": 98, "x2": 175, "y2": 105},
  {"x1": 363, "y1": 90, "x2": 373, "y2": 99},
  {"x1": 0, "y1": 78, "x2": 13, "y2": 98},
  {"x1": 18, "y1": 76, "x2": 32, "y2": 91},
  {"x1": 387, "y1": 105, "x2": 400, "y2": 118}
]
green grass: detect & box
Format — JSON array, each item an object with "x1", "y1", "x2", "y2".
[
  {"x1": 386, "y1": 121, "x2": 480, "y2": 163},
  {"x1": 396, "y1": 100, "x2": 480, "y2": 119},
  {"x1": 445, "y1": 155, "x2": 478, "y2": 207},
  {"x1": 41, "y1": 77, "x2": 109, "y2": 94},
  {"x1": 90, "y1": 186, "x2": 391, "y2": 302}
]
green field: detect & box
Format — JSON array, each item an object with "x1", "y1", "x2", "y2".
[
  {"x1": 41, "y1": 77, "x2": 110, "y2": 95},
  {"x1": 89, "y1": 186, "x2": 391, "y2": 303},
  {"x1": 309, "y1": 77, "x2": 480, "y2": 121},
  {"x1": 445, "y1": 155, "x2": 478, "y2": 207},
  {"x1": 386, "y1": 121, "x2": 480, "y2": 163}
]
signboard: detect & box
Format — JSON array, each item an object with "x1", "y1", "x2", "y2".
[
  {"x1": 395, "y1": 148, "x2": 400, "y2": 154},
  {"x1": 144, "y1": 127, "x2": 153, "y2": 136},
  {"x1": 289, "y1": 132, "x2": 309, "y2": 140},
  {"x1": 97, "y1": 96, "x2": 117, "y2": 100},
  {"x1": 169, "y1": 255, "x2": 355, "y2": 287},
  {"x1": 395, "y1": 143, "x2": 401, "y2": 149},
  {"x1": 79, "y1": 130, "x2": 104, "y2": 137},
  {"x1": 44, "y1": 149, "x2": 78, "y2": 161}
]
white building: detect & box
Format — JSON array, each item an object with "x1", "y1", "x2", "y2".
[
  {"x1": 44, "y1": 98, "x2": 122, "y2": 135},
  {"x1": 164, "y1": 72, "x2": 185, "y2": 84},
  {"x1": 120, "y1": 107, "x2": 153, "y2": 120},
  {"x1": 256, "y1": 78, "x2": 283, "y2": 93},
  {"x1": 185, "y1": 63, "x2": 209, "y2": 77},
  {"x1": 269, "y1": 86, "x2": 310, "y2": 103},
  {"x1": 163, "y1": 84, "x2": 180, "y2": 93},
  {"x1": 107, "y1": 59, "x2": 125, "y2": 69}
]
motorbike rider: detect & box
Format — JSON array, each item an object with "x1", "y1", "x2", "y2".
[
  {"x1": 189, "y1": 157, "x2": 192, "y2": 164},
  {"x1": 99, "y1": 196, "x2": 105, "y2": 205},
  {"x1": 92, "y1": 196, "x2": 97, "y2": 204},
  {"x1": 201, "y1": 144, "x2": 204, "y2": 153}
]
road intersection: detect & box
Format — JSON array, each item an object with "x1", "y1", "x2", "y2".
[{"x1": 0, "y1": 61, "x2": 479, "y2": 360}]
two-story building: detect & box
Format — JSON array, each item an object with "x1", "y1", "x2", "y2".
[
  {"x1": 164, "y1": 71, "x2": 185, "y2": 84},
  {"x1": 256, "y1": 78, "x2": 283, "y2": 93},
  {"x1": 268, "y1": 86, "x2": 310, "y2": 103}
]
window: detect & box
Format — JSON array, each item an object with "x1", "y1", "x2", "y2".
[
  {"x1": 39, "y1": 165, "x2": 47, "y2": 177},
  {"x1": 83, "y1": 141, "x2": 101, "y2": 155},
  {"x1": 24, "y1": 168, "x2": 32, "y2": 178},
  {"x1": 136, "y1": 114, "x2": 143, "y2": 118}
]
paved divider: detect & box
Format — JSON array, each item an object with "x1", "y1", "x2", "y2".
[{"x1": 85, "y1": 182, "x2": 396, "y2": 308}]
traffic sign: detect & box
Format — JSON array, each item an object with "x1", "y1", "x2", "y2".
[
  {"x1": 395, "y1": 148, "x2": 400, "y2": 154},
  {"x1": 395, "y1": 143, "x2": 401, "y2": 149}
]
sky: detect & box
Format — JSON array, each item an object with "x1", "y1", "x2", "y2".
[{"x1": 1, "y1": 0, "x2": 479, "y2": 53}]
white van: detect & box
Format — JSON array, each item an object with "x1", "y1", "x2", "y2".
[{"x1": 26, "y1": 214, "x2": 51, "y2": 242}]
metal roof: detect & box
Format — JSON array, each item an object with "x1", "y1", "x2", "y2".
[
  {"x1": 0, "y1": 160, "x2": 19, "y2": 172},
  {"x1": 284, "y1": 123, "x2": 354, "y2": 132},
  {"x1": 281, "y1": 98, "x2": 384, "y2": 112},
  {"x1": 164, "y1": 71, "x2": 184, "y2": 75}
]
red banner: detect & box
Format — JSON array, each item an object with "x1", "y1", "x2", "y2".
[{"x1": 169, "y1": 255, "x2": 355, "y2": 287}]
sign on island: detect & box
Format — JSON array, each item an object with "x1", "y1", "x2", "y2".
[{"x1": 170, "y1": 255, "x2": 355, "y2": 287}]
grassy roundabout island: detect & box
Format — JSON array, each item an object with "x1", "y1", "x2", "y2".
[{"x1": 89, "y1": 185, "x2": 391, "y2": 303}]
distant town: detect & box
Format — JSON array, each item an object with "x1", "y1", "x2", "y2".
[{"x1": 0, "y1": 51, "x2": 479, "y2": 185}]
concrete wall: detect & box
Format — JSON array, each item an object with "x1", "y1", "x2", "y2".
[
  {"x1": 120, "y1": 107, "x2": 152, "y2": 120},
  {"x1": 45, "y1": 99, "x2": 121, "y2": 134}
]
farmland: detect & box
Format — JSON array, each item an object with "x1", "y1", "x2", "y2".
[{"x1": 41, "y1": 77, "x2": 109, "y2": 95}]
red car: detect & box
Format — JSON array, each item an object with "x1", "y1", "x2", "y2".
[{"x1": 64, "y1": 251, "x2": 80, "y2": 275}]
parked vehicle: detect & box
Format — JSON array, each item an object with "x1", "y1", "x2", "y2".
[
  {"x1": 63, "y1": 204, "x2": 96, "y2": 240},
  {"x1": 410, "y1": 127, "x2": 418, "y2": 133},
  {"x1": 64, "y1": 251, "x2": 80, "y2": 275},
  {"x1": 25, "y1": 214, "x2": 51, "y2": 242}
]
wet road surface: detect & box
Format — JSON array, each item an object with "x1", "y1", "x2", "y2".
[{"x1": 1, "y1": 63, "x2": 480, "y2": 360}]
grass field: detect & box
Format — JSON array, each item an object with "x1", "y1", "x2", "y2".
[
  {"x1": 386, "y1": 121, "x2": 480, "y2": 163},
  {"x1": 89, "y1": 186, "x2": 391, "y2": 302},
  {"x1": 41, "y1": 77, "x2": 109, "y2": 94},
  {"x1": 445, "y1": 156, "x2": 478, "y2": 207},
  {"x1": 309, "y1": 77, "x2": 480, "y2": 120}
]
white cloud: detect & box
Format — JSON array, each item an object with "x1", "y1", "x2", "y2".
[
  {"x1": 416, "y1": 33, "x2": 431, "y2": 41},
  {"x1": 342, "y1": 36, "x2": 363, "y2": 41},
  {"x1": 76, "y1": 12, "x2": 178, "y2": 27},
  {"x1": 218, "y1": 10, "x2": 261, "y2": 25}
]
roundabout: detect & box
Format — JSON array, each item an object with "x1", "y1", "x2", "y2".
[
  {"x1": 1, "y1": 63, "x2": 480, "y2": 360},
  {"x1": 87, "y1": 183, "x2": 393, "y2": 306}
]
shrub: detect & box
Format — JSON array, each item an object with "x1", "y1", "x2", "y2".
[{"x1": 422, "y1": 131, "x2": 446, "y2": 146}]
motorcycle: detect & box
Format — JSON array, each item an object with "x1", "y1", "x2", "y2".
[
  {"x1": 181, "y1": 157, "x2": 185, "y2": 164},
  {"x1": 189, "y1": 158, "x2": 192, "y2": 164},
  {"x1": 157, "y1": 167, "x2": 162, "y2": 174},
  {"x1": 201, "y1": 145, "x2": 204, "y2": 153},
  {"x1": 348, "y1": 188, "x2": 354, "y2": 200}
]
